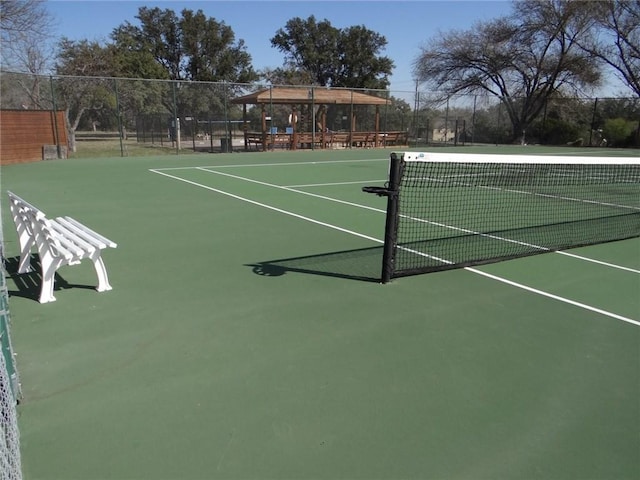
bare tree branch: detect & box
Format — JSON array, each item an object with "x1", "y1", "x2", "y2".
[
  {"x1": 413, "y1": 0, "x2": 601, "y2": 142},
  {"x1": 576, "y1": 0, "x2": 640, "y2": 97},
  {"x1": 1, "y1": 0, "x2": 55, "y2": 73}
]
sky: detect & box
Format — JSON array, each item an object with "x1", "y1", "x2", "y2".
[{"x1": 44, "y1": 0, "x2": 515, "y2": 93}]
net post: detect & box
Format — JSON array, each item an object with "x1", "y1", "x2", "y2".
[{"x1": 381, "y1": 153, "x2": 403, "y2": 283}]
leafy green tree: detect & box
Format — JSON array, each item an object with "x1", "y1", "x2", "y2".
[
  {"x1": 270, "y1": 15, "x2": 393, "y2": 89},
  {"x1": 54, "y1": 39, "x2": 119, "y2": 149},
  {"x1": 107, "y1": 37, "x2": 171, "y2": 132},
  {"x1": 383, "y1": 97, "x2": 412, "y2": 132},
  {"x1": 109, "y1": 31, "x2": 169, "y2": 81},
  {"x1": 602, "y1": 117, "x2": 636, "y2": 146},
  {"x1": 111, "y1": 7, "x2": 257, "y2": 84},
  {"x1": 111, "y1": 7, "x2": 256, "y2": 123},
  {"x1": 597, "y1": 97, "x2": 640, "y2": 122},
  {"x1": 335, "y1": 25, "x2": 394, "y2": 89},
  {"x1": 413, "y1": 0, "x2": 601, "y2": 142},
  {"x1": 270, "y1": 16, "x2": 339, "y2": 86},
  {"x1": 259, "y1": 66, "x2": 315, "y2": 86}
]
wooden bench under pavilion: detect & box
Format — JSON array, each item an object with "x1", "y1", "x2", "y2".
[{"x1": 231, "y1": 87, "x2": 405, "y2": 152}]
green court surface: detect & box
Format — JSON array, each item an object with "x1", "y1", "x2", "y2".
[{"x1": 1, "y1": 146, "x2": 639, "y2": 479}]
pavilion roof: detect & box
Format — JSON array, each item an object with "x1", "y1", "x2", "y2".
[{"x1": 231, "y1": 86, "x2": 391, "y2": 106}]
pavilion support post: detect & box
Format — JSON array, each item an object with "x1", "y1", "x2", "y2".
[
  {"x1": 261, "y1": 105, "x2": 267, "y2": 152},
  {"x1": 242, "y1": 104, "x2": 248, "y2": 151},
  {"x1": 350, "y1": 111, "x2": 357, "y2": 149},
  {"x1": 291, "y1": 106, "x2": 298, "y2": 150},
  {"x1": 319, "y1": 105, "x2": 327, "y2": 149},
  {"x1": 375, "y1": 106, "x2": 381, "y2": 147}
]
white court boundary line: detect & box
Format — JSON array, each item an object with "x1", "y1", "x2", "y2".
[
  {"x1": 149, "y1": 167, "x2": 640, "y2": 327},
  {"x1": 555, "y1": 251, "x2": 640, "y2": 273},
  {"x1": 152, "y1": 157, "x2": 388, "y2": 171},
  {"x1": 150, "y1": 169, "x2": 382, "y2": 244}
]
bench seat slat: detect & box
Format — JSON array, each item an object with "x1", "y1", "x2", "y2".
[
  {"x1": 38, "y1": 229, "x2": 79, "y2": 261},
  {"x1": 56, "y1": 217, "x2": 118, "y2": 249},
  {"x1": 53, "y1": 218, "x2": 106, "y2": 251},
  {"x1": 48, "y1": 220, "x2": 98, "y2": 256}
]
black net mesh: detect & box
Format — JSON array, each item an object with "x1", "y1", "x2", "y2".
[{"x1": 382, "y1": 153, "x2": 640, "y2": 280}]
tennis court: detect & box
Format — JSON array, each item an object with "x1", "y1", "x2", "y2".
[{"x1": 2, "y1": 145, "x2": 639, "y2": 479}]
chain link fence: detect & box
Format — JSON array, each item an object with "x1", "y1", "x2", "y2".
[
  {"x1": 1, "y1": 70, "x2": 638, "y2": 160},
  {"x1": 0, "y1": 220, "x2": 23, "y2": 480}
]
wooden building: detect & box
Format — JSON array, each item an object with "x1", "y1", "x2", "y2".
[{"x1": 230, "y1": 87, "x2": 407, "y2": 151}]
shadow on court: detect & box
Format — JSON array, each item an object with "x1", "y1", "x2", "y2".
[
  {"x1": 247, "y1": 245, "x2": 384, "y2": 282},
  {"x1": 3, "y1": 255, "x2": 94, "y2": 302}
]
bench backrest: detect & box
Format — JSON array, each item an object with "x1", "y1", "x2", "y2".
[
  {"x1": 331, "y1": 133, "x2": 349, "y2": 143},
  {"x1": 7, "y1": 192, "x2": 65, "y2": 257},
  {"x1": 296, "y1": 133, "x2": 320, "y2": 142}
]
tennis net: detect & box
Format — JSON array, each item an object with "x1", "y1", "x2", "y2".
[{"x1": 364, "y1": 152, "x2": 640, "y2": 283}]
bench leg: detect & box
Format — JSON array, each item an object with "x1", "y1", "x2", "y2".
[
  {"x1": 39, "y1": 257, "x2": 62, "y2": 303},
  {"x1": 16, "y1": 230, "x2": 35, "y2": 274},
  {"x1": 91, "y1": 253, "x2": 113, "y2": 293},
  {"x1": 17, "y1": 243, "x2": 33, "y2": 274}
]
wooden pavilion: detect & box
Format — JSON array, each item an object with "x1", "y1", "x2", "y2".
[{"x1": 230, "y1": 86, "x2": 406, "y2": 151}]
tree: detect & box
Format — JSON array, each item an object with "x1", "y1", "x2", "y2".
[
  {"x1": 335, "y1": 25, "x2": 394, "y2": 89},
  {"x1": 111, "y1": 7, "x2": 257, "y2": 84},
  {"x1": 0, "y1": 0, "x2": 52, "y2": 67},
  {"x1": 1, "y1": 0, "x2": 55, "y2": 107},
  {"x1": 602, "y1": 117, "x2": 636, "y2": 146},
  {"x1": 383, "y1": 96, "x2": 412, "y2": 132},
  {"x1": 413, "y1": 0, "x2": 601, "y2": 142},
  {"x1": 270, "y1": 16, "x2": 340, "y2": 87},
  {"x1": 259, "y1": 66, "x2": 315, "y2": 86},
  {"x1": 270, "y1": 15, "x2": 394, "y2": 89},
  {"x1": 576, "y1": 0, "x2": 640, "y2": 97},
  {"x1": 110, "y1": 7, "x2": 257, "y2": 125},
  {"x1": 54, "y1": 39, "x2": 119, "y2": 149}
]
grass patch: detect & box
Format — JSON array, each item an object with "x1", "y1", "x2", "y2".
[{"x1": 70, "y1": 139, "x2": 200, "y2": 158}]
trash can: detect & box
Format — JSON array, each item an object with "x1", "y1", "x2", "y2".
[{"x1": 220, "y1": 137, "x2": 232, "y2": 153}]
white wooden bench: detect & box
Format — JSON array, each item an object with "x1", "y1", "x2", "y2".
[{"x1": 7, "y1": 191, "x2": 117, "y2": 303}]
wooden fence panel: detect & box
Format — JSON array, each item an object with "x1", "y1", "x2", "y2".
[{"x1": 0, "y1": 110, "x2": 68, "y2": 165}]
